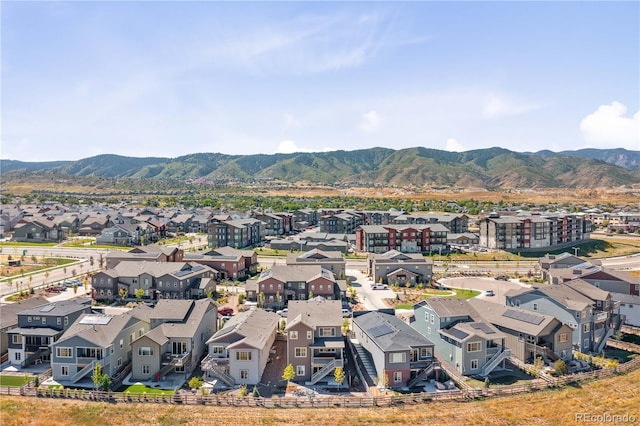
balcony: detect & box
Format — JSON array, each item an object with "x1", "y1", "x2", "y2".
[
  {"x1": 312, "y1": 356, "x2": 343, "y2": 368},
  {"x1": 594, "y1": 311, "x2": 609, "y2": 322},
  {"x1": 162, "y1": 351, "x2": 192, "y2": 367}
]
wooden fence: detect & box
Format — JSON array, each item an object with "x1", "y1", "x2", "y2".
[{"x1": 2, "y1": 356, "x2": 639, "y2": 408}]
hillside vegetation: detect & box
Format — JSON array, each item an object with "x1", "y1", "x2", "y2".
[{"x1": 2, "y1": 147, "x2": 639, "y2": 190}]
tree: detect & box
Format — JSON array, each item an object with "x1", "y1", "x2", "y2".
[
  {"x1": 238, "y1": 385, "x2": 248, "y2": 397},
  {"x1": 553, "y1": 359, "x2": 568, "y2": 376},
  {"x1": 92, "y1": 362, "x2": 110, "y2": 391},
  {"x1": 72, "y1": 283, "x2": 78, "y2": 295},
  {"x1": 252, "y1": 385, "x2": 260, "y2": 397},
  {"x1": 342, "y1": 318, "x2": 351, "y2": 334},
  {"x1": 282, "y1": 363, "x2": 295, "y2": 382},
  {"x1": 258, "y1": 292, "x2": 265, "y2": 308},
  {"x1": 188, "y1": 376, "x2": 203, "y2": 390},
  {"x1": 135, "y1": 288, "x2": 145, "y2": 302},
  {"x1": 334, "y1": 366, "x2": 345, "y2": 388},
  {"x1": 377, "y1": 370, "x2": 389, "y2": 389},
  {"x1": 206, "y1": 289, "x2": 214, "y2": 300},
  {"x1": 119, "y1": 287, "x2": 127, "y2": 305}
]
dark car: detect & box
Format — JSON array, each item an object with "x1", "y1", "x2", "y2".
[
  {"x1": 495, "y1": 275, "x2": 509, "y2": 281},
  {"x1": 218, "y1": 307, "x2": 234, "y2": 316}
]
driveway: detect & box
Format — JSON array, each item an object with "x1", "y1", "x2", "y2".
[
  {"x1": 347, "y1": 269, "x2": 394, "y2": 311},
  {"x1": 440, "y1": 277, "x2": 531, "y2": 305}
]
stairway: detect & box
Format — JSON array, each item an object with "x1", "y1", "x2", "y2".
[
  {"x1": 481, "y1": 348, "x2": 511, "y2": 377},
  {"x1": 351, "y1": 340, "x2": 377, "y2": 384},
  {"x1": 310, "y1": 358, "x2": 340, "y2": 385},
  {"x1": 407, "y1": 361, "x2": 440, "y2": 388},
  {"x1": 208, "y1": 364, "x2": 235, "y2": 387},
  {"x1": 594, "y1": 327, "x2": 614, "y2": 355},
  {"x1": 71, "y1": 360, "x2": 97, "y2": 383}
]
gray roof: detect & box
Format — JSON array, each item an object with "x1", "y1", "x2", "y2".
[
  {"x1": 419, "y1": 298, "x2": 479, "y2": 319},
  {"x1": 7, "y1": 327, "x2": 62, "y2": 337},
  {"x1": 286, "y1": 297, "x2": 342, "y2": 330},
  {"x1": 55, "y1": 307, "x2": 149, "y2": 348},
  {"x1": 149, "y1": 300, "x2": 194, "y2": 322},
  {"x1": 353, "y1": 311, "x2": 433, "y2": 351},
  {"x1": 440, "y1": 320, "x2": 504, "y2": 343},
  {"x1": 0, "y1": 296, "x2": 49, "y2": 328},
  {"x1": 611, "y1": 292, "x2": 640, "y2": 304},
  {"x1": 565, "y1": 279, "x2": 611, "y2": 301},
  {"x1": 19, "y1": 300, "x2": 89, "y2": 317},
  {"x1": 258, "y1": 265, "x2": 335, "y2": 284},
  {"x1": 207, "y1": 308, "x2": 279, "y2": 350},
  {"x1": 468, "y1": 298, "x2": 559, "y2": 337},
  {"x1": 149, "y1": 299, "x2": 216, "y2": 339}
]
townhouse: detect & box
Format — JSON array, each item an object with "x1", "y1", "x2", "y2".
[
  {"x1": 105, "y1": 245, "x2": 184, "y2": 269},
  {"x1": 285, "y1": 249, "x2": 346, "y2": 279},
  {"x1": 184, "y1": 246, "x2": 259, "y2": 280},
  {"x1": 246, "y1": 265, "x2": 346, "y2": 309},
  {"x1": 0, "y1": 296, "x2": 49, "y2": 358},
  {"x1": 285, "y1": 298, "x2": 345, "y2": 385},
  {"x1": 393, "y1": 212, "x2": 469, "y2": 234},
  {"x1": 412, "y1": 298, "x2": 510, "y2": 377},
  {"x1": 352, "y1": 311, "x2": 436, "y2": 389},
  {"x1": 318, "y1": 213, "x2": 361, "y2": 234},
  {"x1": 292, "y1": 208, "x2": 318, "y2": 231},
  {"x1": 202, "y1": 308, "x2": 280, "y2": 386},
  {"x1": 91, "y1": 261, "x2": 219, "y2": 302},
  {"x1": 130, "y1": 299, "x2": 217, "y2": 382},
  {"x1": 366, "y1": 249, "x2": 433, "y2": 287}
]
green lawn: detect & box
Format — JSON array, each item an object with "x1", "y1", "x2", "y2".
[
  {"x1": 116, "y1": 384, "x2": 175, "y2": 394},
  {"x1": 0, "y1": 375, "x2": 33, "y2": 387}
]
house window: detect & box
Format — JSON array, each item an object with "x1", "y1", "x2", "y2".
[
  {"x1": 471, "y1": 359, "x2": 479, "y2": 370},
  {"x1": 289, "y1": 331, "x2": 298, "y2": 340},
  {"x1": 393, "y1": 371, "x2": 402, "y2": 383},
  {"x1": 56, "y1": 347, "x2": 73, "y2": 358},
  {"x1": 307, "y1": 331, "x2": 312, "y2": 340},
  {"x1": 389, "y1": 353, "x2": 406, "y2": 363},
  {"x1": 319, "y1": 328, "x2": 335, "y2": 337},
  {"x1": 559, "y1": 333, "x2": 568, "y2": 343},
  {"x1": 57, "y1": 318, "x2": 62, "y2": 325},
  {"x1": 575, "y1": 311, "x2": 580, "y2": 318},
  {"x1": 596, "y1": 300, "x2": 601, "y2": 307},
  {"x1": 28, "y1": 316, "x2": 32, "y2": 323},
  {"x1": 211, "y1": 346, "x2": 224, "y2": 355},
  {"x1": 61, "y1": 366, "x2": 69, "y2": 376},
  {"x1": 295, "y1": 347, "x2": 307, "y2": 358},
  {"x1": 583, "y1": 324, "x2": 590, "y2": 333},
  {"x1": 64, "y1": 317, "x2": 68, "y2": 325},
  {"x1": 240, "y1": 370, "x2": 249, "y2": 380},
  {"x1": 420, "y1": 347, "x2": 432, "y2": 358},
  {"x1": 518, "y1": 333, "x2": 524, "y2": 342},
  {"x1": 11, "y1": 335, "x2": 22, "y2": 344},
  {"x1": 119, "y1": 339, "x2": 123, "y2": 349},
  {"x1": 427, "y1": 327, "x2": 431, "y2": 335},
  {"x1": 143, "y1": 365, "x2": 150, "y2": 374},
  {"x1": 298, "y1": 283, "x2": 305, "y2": 290},
  {"x1": 430, "y1": 314, "x2": 434, "y2": 324},
  {"x1": 296, "y1": 365, "x2": 305, "y2": 376},
  {"x1": 467, "y1": 342, "x2": 481, "y2": 352},
  {"x1": 138, "y1": 347, "x2": 153, "y2": 356},
  {"x1": 117, "y1": 358, "x2": 122, "y2": 367},
  {"x1": 42, "y1": 317, "x2": 46, "y2": 325},
  {"x1": 533, "y1": 303, "x2": 538, "y2": 311},
  {"x1": 15, "y1": 352, "x2": 21, "y2": 361},
  {"x1": 236, "y1": 351, "x2": 251, "y2": 361}
]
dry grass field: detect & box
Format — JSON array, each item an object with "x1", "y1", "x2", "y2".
[{"x1": 2, "y1": 368, "x2": 639, "y2": 425}]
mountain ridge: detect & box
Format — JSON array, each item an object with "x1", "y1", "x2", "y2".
[{"x1": 2, "y1": 147, "x2": 638, "y2": 190}]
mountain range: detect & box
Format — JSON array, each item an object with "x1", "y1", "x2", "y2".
[{"x1": 2, "y1": 147, "x2": 639, "y2": 190}]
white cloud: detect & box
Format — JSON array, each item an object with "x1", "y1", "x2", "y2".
[
  {"x1": 580, "y1": 102, "x2": 640, "y2": 149},
  {"x1": 275, "y1": 140, "x2": 336, "y2": 154},
  {"x1": 482, "y1": 93, "x2": 541, "y2": 119},
  {"x1": 359, "y1": 110, "x2": 381, "y2": 132},
  {"x1": 445, "y1": 138, "x2": 465, "y2": 152}
]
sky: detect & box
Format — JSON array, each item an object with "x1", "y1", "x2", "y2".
[{"x1": 1, "y1": 1, "x2": 639, "y2": 162}]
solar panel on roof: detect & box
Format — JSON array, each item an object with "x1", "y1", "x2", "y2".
[
  {"x1": 471, "y1": 323, "x2": 496, "y2": 334},
  {"x1": 502, "y1": 309, "x2": 545, "y2": 325},
  {"x1": 444, "y1": 327, "x2": 469, "y2": 340},
  {"x1": 39, "y1": 304, "x2": 55, "y2": 312},
  {"x1": 79, "y1": 315, "x2": 112, "y2": 325},
  {"x1": 174, "y1": 269, "x2": 193, "y2": 277},
  {"x1": 368, "y1": 324, "x2": 394, "y2": 338}
]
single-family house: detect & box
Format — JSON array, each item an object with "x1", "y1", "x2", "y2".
[
  {"x1": 285, "y1": 298, "x2": 345, "y2": 384},
  {"x1": 201, "y1": 308, "x2": 279, "y2": 386},
  {"x1": 286, "y1": 249, "x2": 346, "y2": 279},
  {"x1": 352, "y1": 311, "x2": 436, "y2": 388},
  {"x1": 366, "y1": 250, "x2": 433, "y2": 287}
]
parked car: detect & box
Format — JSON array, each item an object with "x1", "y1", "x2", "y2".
[
  {"x1": 485, "y1": 290, "x2": 495, "y2": 297},
  {"x1": 276, "y1": 308, "x2": 288, "y2": 317},
  {"x1": 341, "y1": 308, "x2": 352, "y2": 317},
  {"x1": 495, "y1": 275, "x2": 509, "y2": 281},
  {"x1": 218, "y1": 307, "x2": 234, "y2": 316},
  {"x1": 371, "y1": 284, "x2": 388, "y2": 290}
]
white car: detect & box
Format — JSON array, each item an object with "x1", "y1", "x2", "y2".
[
  {"x1": 371, "y1": 284, "x2": 388, "y2": 290},
  {"x1": 485, "y1": 290, "x2": 495, "y2": 297},
  {"x1": 276, "y1": 308, "x2": 288, "y2": 317}
]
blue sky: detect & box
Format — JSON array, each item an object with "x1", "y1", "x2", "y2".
[{"x1": 2, "y1": 1, "x2": 639, "y2": 161}]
